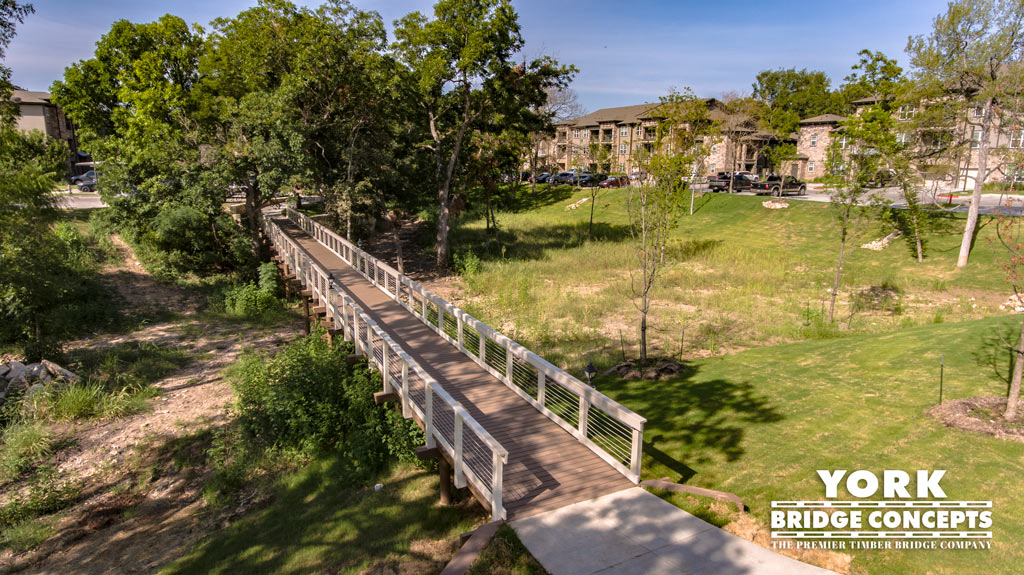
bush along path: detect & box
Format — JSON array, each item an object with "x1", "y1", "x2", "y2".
[{"x1": 0, "y1": 236, "x2": 304, "y2": 574}]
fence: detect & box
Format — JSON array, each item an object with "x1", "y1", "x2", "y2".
[
  {"x1": 262, "y1": 213, "x2": 509, "y2": 520},
  {"x1": 283, "y1": 207, "x2": 646, "y2": 483}
]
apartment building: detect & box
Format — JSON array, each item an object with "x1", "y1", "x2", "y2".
[
  {"x1": 546, "y1": 100, "x2": 780, "y2": 178},
  {"x1": 8, "y1": 88, "x2": 85, "y2": 179},
  {"x1": 551, "y1": 103, "x2": 661, "y2": 174},
  {"x1": 791, "y1": 113, "x2": 847, "y2": 180},
  {"x1": 790, "y1": 95, "x2": 1024, "y2": 189}
]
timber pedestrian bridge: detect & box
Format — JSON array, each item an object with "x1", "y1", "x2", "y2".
[{"x1": 262, "y1": 208, "x2": 646, "y2": 521}]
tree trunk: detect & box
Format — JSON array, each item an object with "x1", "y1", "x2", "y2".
[
  {"x1": 588, "y1": 190, "x2": 596, "y2": 238},
  {"x1": 639, "y1": 309, "x2": 648, "y2": 367},
  {"x1": 956, "y1": 99, "x2": 993, "y2": 268},
  {"x1": 393, "y1": 229, "x2": 404, "y2": 274},
  {"x1": 437, "y1": 184, "x2": 450, "y2": 268},
  {"x1": 829, "y1": 229, "x2": 847, "y2": 323},
  {"x1": 1004, "y1": 316, "x2": 1024, "y2": 420}
]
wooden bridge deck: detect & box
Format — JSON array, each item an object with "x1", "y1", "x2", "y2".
[{"x1": 273, "y1": 216, "x2": 633, "y2": 519}]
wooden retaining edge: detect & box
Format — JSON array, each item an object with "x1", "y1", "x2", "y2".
[
  {"x1": 440, "y1": 521, "x2": 504, "y2": 575},
  {"x1": 640, "y1": 477, "x2": 745, "y2": 512}
]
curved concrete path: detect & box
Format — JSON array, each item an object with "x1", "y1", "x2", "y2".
[{"x1": 512, "y1": 488, "x2": 835, "y2": 575}]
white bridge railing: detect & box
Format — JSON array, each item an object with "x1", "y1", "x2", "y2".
[
  {"x1": 283, "y1": 207, "x2": 646, "y2": 483},
  {"x1": 262, "y1": 212, "x2": 509, "y2": 520}
]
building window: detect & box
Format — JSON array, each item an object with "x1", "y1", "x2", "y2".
[
  {"x1": 808, "y1": 161, "x2": 815, "y2": 173},
  {"x1": 618, "y1": 162, "x2": 625, "y2": 172},
  {"x1": 971, "y1": 129, "x2": 982, "y2": 149},
  {"x1": 573, "y1": 129, "x2": 579, "y2": 139},
  {"x1": 709, "y1": 164, "x2": 715, "y2": 174},
  {"x1": 619, "y1": 143, "x2": 627, "y2": 154},
  {"x1": 636, "y1": 126, "x2": 643, "y2": 136},
  {"x1": 583, "y1": 130, "x2": 590, "y2": 139},
  {"x1": 1011, "y1": 130, "x2": 1024, "y2": 148},
  {"x1": 974, "y1": 106, "x2": 986, "y2": 117},
  {"x1": 897, "y1": 132, "x2": 909, "y2": 145},
  {"x1": 840, "y1": 136, "x2": 848, "y2": 149},
  {"x1": 898, "y1": 105, "x2": 914, "y2": 120},
  {"x1": 810, "y1": 133, "x2": 817, "y2": 147},
  {"x1": 619, "y1": 126, "x2": 628, "y2": 137}
]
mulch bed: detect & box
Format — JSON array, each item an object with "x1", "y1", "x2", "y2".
[{"x1": 927, "y1": 396, "x2": 1024, "y2": 443}]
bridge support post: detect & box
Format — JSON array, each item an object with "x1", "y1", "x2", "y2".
[
  {"x1": 303, "y1": 296, "x2": 311, "y2": 336},
  {"x1": 439, "y1": 457, "x2": 453, "y2": 505}
]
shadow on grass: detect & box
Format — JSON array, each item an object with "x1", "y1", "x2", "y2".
[
  {"x1": 163, "y1": 455, "x2": 482, "y2": 575},
  {"x1": 511, "y1": 184, "x2": 576, "y2": 211},
  {"x1": 601, "y1": 363, "x2": 783, "y2": 483},
  {"x1": 452, "y1": 221, "x2": 631, "y2": 263}
]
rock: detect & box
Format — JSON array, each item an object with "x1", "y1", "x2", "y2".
[
  {"x1": 41, "y1": 359, "x2": 81, "y2": 383},
  {"x1": 0, "y1": 364, "x2": 8, "y2": 378},
  {"x1": 762, "y1": 199, "x2": 789, "y2": 209},
  {"x1": 26, "y1": 363, "x2": 52, "y2": 383},
  {"x1": 6, "y1": 361, "x2": 27, "y2": 383},
  {"x1": 26, "y1": 382, "x2": 45, "y2": 397}
]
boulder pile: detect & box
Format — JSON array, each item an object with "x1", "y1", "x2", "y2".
[
  {"x1": 566, "y1": 197, "x2": 590, "y2": 210},
  {"x1": 860, "y1": 230, "x2": 902, "y2": 251},
  {"x1": 1000, "y1": 294, "x2": 1024, "y2": 313},
  {"x1": 0, "y1": 359, "x2": 80, "y2": 404}
]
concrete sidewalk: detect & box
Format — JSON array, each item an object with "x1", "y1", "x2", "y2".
[{"x1": 512, "y1": 487, "x2": 834, "y2": 575}]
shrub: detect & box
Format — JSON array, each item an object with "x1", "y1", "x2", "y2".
[
  {"x1": 454, "y1": 250, "x2": 482, "y2": 276},
  {"x1": 0, "y1": 465, "x2": 79, "y2": 527},
  {"x1": 221, "y1": 283, "x2": 280, "y2": 318},
  {"x1": 0, "y1": 422, "x2": 53, "y2": 479},
  {"x1": 230, "y1": 328, "x2": 422, "y2": 472}
]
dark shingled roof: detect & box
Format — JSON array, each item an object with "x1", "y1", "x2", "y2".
[
  {"x1": 10, "y1": 89, "x2": 52, "y2": 105},
  {"x1": 561, "y1": 103, "x2": 664, "y2": 128},
  {"x1": 799, "y1": 114, "x2": 847, "y2": 125}
]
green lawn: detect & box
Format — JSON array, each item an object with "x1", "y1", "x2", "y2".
[
  {"x1": 596, "y1": 315, "x2": 1024, "y2": 575},
  {"x1": 161, "y1": 460, "x2": 486, "y2": 575},
  {"x1": 450, "y1": 189, "x2": 1008, "y2": 371}
]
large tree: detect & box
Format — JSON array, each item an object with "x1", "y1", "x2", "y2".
[
  {"x1": 392, "y1": 0, "x2": 572, "y2": 269},
  {"x1": 0, "y1": 0, "x2": 32, "y2": 124},
  {"x1": 906, "y1": 0, "x2": 1024, "y2": 268}
]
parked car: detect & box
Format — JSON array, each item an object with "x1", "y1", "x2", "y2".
[
  {"x1": 76, "y1": 173, "x2": 99, "y2": 193},
  {"x1": 867, "y1": 169, "x2": 897, "y2": 188},
  {"x1": 552, "y1": 171, "x2": 578, "y2": 185},
  {"x1": 598, "y1": 175, "x2": 630, "y2": 188},
  {"x1": 530, "y1": 173, "x2": 551, "y2": 183},
  {"x1": 72, "y1": 170, "x2": 95, "y2": 185},
  {"x1": 708, "y1": 172, "x2": 756, "y2": 192},
  {"x1": 579, "y1": 173, "x2": 606, "y2": 187},
  {"x1": 749, "y1": 175, "x2": 807, "y2": 196}
]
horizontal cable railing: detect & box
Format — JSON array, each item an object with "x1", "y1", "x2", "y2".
[
  {"x1": 283, "y1": 207, "x2": 646, "y2": 483},
  {"x1": 262, "y1": 212, "x2": 508, "y2": 520}
]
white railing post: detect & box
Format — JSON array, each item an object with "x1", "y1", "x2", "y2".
[
  {"x1": 457, "y1": 314, "x2": 464, "y2": 350},
  {"x1": 401, "y1": 359, "x2": 410, "y2": 418},
  {"x1": 366, "y1": 322, "x2": 374, "y2": 364},
  {"x1": 505, "y1": 347, "x2": 514, "y2": 384},
  {"x1": 537, "y1": 371, "x2": 546, "y2": 405},
  {"x1": 479, "y1": 333, "x2": 486, "y2": 362},
  {"x1": 578, "y1": 395, "x2": 589, "y2": 437},
  {"x1": 491, "y1": 451, "x2": 505, "y2": 521},
  {"x1": 422, "y1": 292, "x2": 428, "y2": 322},
  {"x1": 425, "y1": 384, "x2": 436, "y2": 448},
  {"x1": 630, "y1": 426, "x2": 643, "y2": 479},
  {"x1": 438, "y1": 306, "x2": 445, "y2": 338},
  {"x1": 454, "y1": 410, "x2": 466, "y2": 488},
  {"x1": 382, "y1": 343, "x2": 391, "y2": 393},
  {"x1": 353, "y1": 313, "x2": 363, "y2": 356}
]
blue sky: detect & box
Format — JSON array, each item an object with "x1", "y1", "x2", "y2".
[{"x1": 7, "y1": 0, "x2": 946, "y2": 112}]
